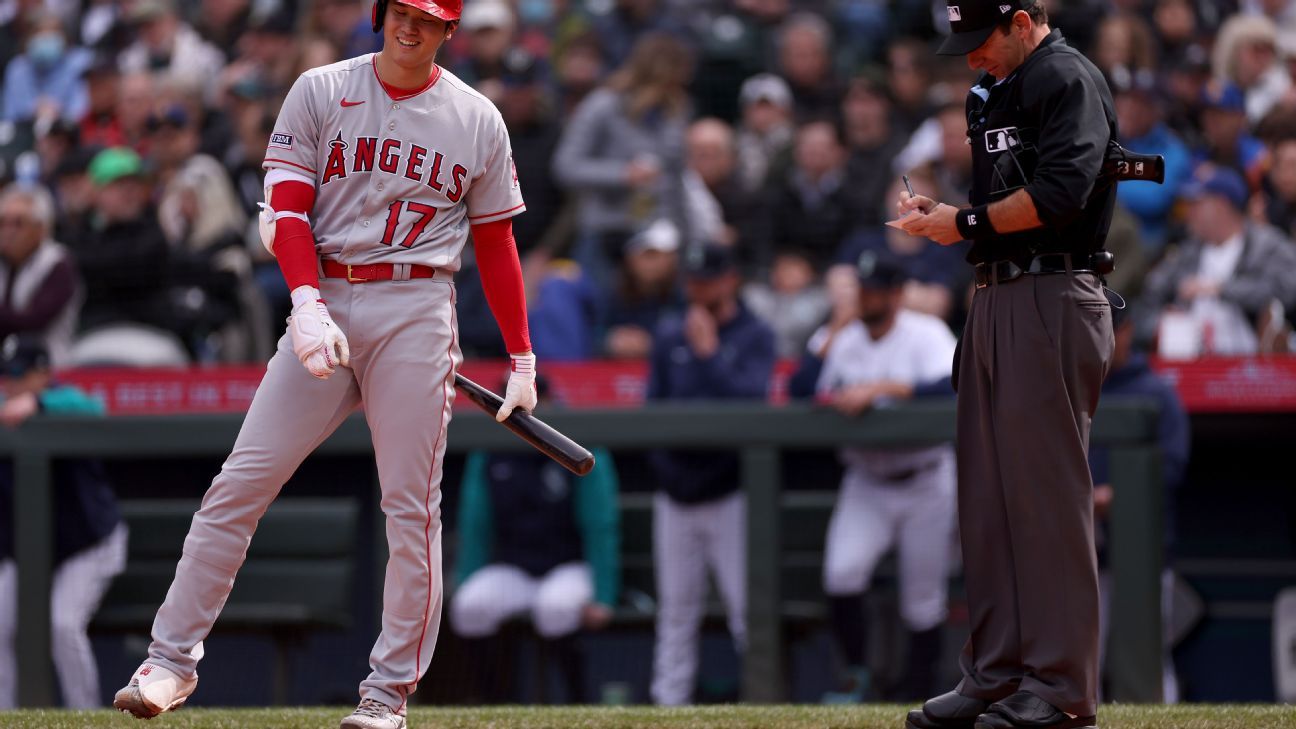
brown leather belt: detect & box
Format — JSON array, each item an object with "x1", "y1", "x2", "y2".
[{"x1": 321, "y1": 258, "x2": 438, "y2": 283}]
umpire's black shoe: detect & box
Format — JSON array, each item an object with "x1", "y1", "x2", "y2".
[
  {"x1": 904, "y1": 691, "x2": 990, "y2": 729},
  {"x1": 974, "y1": 691, "x2": 1096, "y2": 729}
]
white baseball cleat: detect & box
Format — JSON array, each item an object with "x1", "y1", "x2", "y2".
[
  {"x1": 339, "y1": 698, "x2": 407, "y2": 729},
  {"x1": 112, "y1": 662, "x2": 198, "y2": 719}
]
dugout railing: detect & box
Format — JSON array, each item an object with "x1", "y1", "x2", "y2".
[{"x1": 1, "y1": 399, "x2": 1162, "y2": 707}]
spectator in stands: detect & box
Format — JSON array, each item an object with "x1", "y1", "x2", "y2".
[
  {"x1": 450, "y1": 376, "x2": 620, "y2": 703},
  {"x1": 884, "y1": 38, "x2": 941, "y2": 138},
  {"x1": 836, "y1": 173, "x2": 968, "y2": 324},
  {"x1": 1212, "y1": 14, "x2": 1291, "y2": 124},
  {"x1": 1244, "y1": 0, "x2": 1296, "y2": 27},
  {"x1": 452, "y1": 0, "x2": 517, "y2": 88},
  {"x1": 215, "y1": 12, "x2": 302, "y2": 114},
  {"x1": 552, "y1": 33, "x2": 694, "y2": 289},
  {"x1": 602, "y1": 219, "x2": 682, "y2": 359},
  {"x1": 1161, "y1": 43, "x2": 1212, "y2": 149},
  {"x1": 768, "y1": 120, "x2": 854, "y2": 273},
  {"x1": 78, "y1": 51, "x2": 124, "y2": 149},
  {"x1": 788, "y1": 252, "x2": 957, "y2": 703},
  {"x1": 776, "y1": 13, "x2": 841, "y2": 122},
  {"x1": 149, "y1": 103, "x2": 260, "y2": 362},
  {"x1": 686, "y1": 118, "x2": 764, "y2": 255},
  {"x1": 552, "y1": 31, "x2": 607, "y2": 118},
  {"x1": 1092, "y1": 12, "x2": 1159, "y2": 81},
  {"x1": 117, "y1": 0, "x2": 225, "y2": 97},
  {"x1": 589, "y1": 0, "x2": 687, "y2": 69},
  {"x1": 194, "y1": 0, "x2": 253, "y2": 57},
  {"x1": 115, "y1": 71, "x2": 159, "y2": 155},
  {"x1": 0, "y1": 184, "x2": 81, "y2": 366},
  {"x1": 0, "y1": 334, "x2": 127, "y2": 709},
  {"x1": 495, "y1": 49, "x2": 566, "y2": 254},
  {"x1": 65, "y1": 147, "x2": 185, "y2": 364},
  {"x1": 733, "y1": 73, "x2": 795, "y2": 195},
  {"x1": 0, "y1": 1, "x2": 41, "y2": 72},
  {"x1": 32, "y1": 119, "x2": 79, "y2": 189},
  {"x1": 840, "y1": 74, "x2": 908, "y2": 230},
  {"x1": 526, "y1": 257, "x2": 600, "y2": 361},
  {"x1": 151, "y1": 104, "x2": 248, "y2": 255},
  {"x1": 1141, "y1": 166, "x2": 1296, "y2": 356},
  {"x1": 1194, "y1": 80, "x2": 1267, "y2": 183},
  {"x1": 1261, "y1": 136, "x2": 1296, "y2": 238},
  {"x1": 1111, "y1": 69, "x2": 1193, "y2": 252},
  {"x1": 647, "y1": 244, "x2": 775, "y2": 706},
  {"x1": 50, "y1": 147, "x2": 97, "y2": 246},
  {"x1": 1088, "y1": 303, "x2": 1190, "y2": 704},
  {"x1": 1150, "y1": 0, "x2": 1201, "y2": 59},
  {"x1": 2, "y1": 10, "x2": 91, "y2": 125},
  {"x1": 742, "y1": 248, "x2": 828, "y2": 358},
  {"x1": 306, "y1": 0, "x2": 382, "y2": 59}
]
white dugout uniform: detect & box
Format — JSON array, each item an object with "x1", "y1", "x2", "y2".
[
  {"x1": 816, "y1": 311, "x2": 958, "y2": 632},
  {"x1": 140, "y1": 54, "x2": 524, "y2": 711}
]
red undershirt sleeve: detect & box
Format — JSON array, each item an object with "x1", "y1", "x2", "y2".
[
  {"x1": 271, "y1": 180, "x2": 321, "y2": 291},
  {"x1": 471, "y1": 218, "x2": 531, "y2": 354}
]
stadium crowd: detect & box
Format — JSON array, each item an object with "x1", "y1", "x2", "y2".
[
  {"x1": 1, "y1": 0, "x2": 1296, "y2": 366},
  {"x1": 0, "y1": 0, "x2": 1290, "y2": 710}
]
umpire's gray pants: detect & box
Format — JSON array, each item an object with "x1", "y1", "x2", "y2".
[
  {"x1": 953, "y1": 272, "x2": 1112, "y2": 718},
  {"x1": 650, "y1": 491, "x2": 746, "y2": 705}
]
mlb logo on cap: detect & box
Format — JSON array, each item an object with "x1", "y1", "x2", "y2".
[{"x1": 938, "y1": 0, "x2": 1032, "y2": 56}]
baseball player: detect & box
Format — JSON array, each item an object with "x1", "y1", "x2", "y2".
[
  {"x1": 112, "y1": 2, "x2": 536, "y2": 727},
  {"x1": 807, "y1": 252, "x2": 957, "y2": 703}
]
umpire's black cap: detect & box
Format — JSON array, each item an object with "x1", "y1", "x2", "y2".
[{"x1": 938, "y1": 0, "x2": 1033, "y2": 56}]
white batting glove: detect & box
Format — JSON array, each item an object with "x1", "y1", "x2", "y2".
[
  {"x1": 287, "y1": 285, "x2": 351, "y2": 379},
  {"x1": 496, "y1": 352, "x2": 537, "y2": 421}
]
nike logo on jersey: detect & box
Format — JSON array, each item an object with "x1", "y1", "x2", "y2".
[{"x1": 340, "y1": 98, "x2": 365, "y2": 107}]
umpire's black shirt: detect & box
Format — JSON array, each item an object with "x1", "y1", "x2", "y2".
[{"x1": 964, "y1": 30, "x2": 1118, "y2": 265}]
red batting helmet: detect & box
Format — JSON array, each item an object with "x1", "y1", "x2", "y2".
[{"x1": 372, "y1": 0, "x2": 462, "y2": 32}]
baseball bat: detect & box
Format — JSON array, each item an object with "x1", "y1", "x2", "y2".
[{"x1": 453, "y1": 373, "x2": 596, "y2": 476}]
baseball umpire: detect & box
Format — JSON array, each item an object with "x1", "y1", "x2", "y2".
[
  {"x1": 897, "y1": 3, "x2": 1118, "y2": 728},
  {"x1": 113, "y1": 2, "x2": 537, "y2": 728}
]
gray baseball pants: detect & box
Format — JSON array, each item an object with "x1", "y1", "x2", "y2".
[
  {"x1": 953, "y1": 271, "x2": 1113, "y2": 718},
  {"x1": 143, "y1": 273, "x2": 459, "y2": 712}
]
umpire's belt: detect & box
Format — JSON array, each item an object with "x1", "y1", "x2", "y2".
[
  {"x1": 321, "y1": 258, "x2": 447, "y2": 283},
  {"x1": 973, "y1": 253, "x2": 1097, "y2": 289}
]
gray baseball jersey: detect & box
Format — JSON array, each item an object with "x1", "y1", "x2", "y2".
[
  {"x1": 264, "y1": 54, "x2": 525, "y2": 270},
  {"x1": 139, "y1": 54, "x2": 522, "y2": 715},
  {"x1": 815, "y1": 311, "x2": 958, "y2": 630}
]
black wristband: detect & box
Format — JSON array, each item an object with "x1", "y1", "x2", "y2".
[{"x1": 955, "y1": 205, "x2": 996, "y2": 240}]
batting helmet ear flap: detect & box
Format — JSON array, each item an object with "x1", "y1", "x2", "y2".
[{"x1": 372, "y1": 0, "x2": 386, "y2": 32}]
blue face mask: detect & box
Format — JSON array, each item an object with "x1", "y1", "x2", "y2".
[{"x1": 28, "y1": 32, "x2": 65, "y2": 67}]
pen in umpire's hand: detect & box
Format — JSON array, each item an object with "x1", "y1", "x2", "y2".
[{"x1": 902, "y1": 174, "x2": 927, "y2": 215}]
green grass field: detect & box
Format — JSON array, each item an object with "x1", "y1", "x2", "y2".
[{"x1": 3, "y1": 705, "x2": 1296, "y2": 729}]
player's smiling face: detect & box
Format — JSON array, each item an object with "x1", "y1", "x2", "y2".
[{"x1": 384, "y1": 1, "x2": 455, "y2": 68}]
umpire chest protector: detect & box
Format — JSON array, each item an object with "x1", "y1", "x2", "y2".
[{"x1": 963, "y1": 30, "x2": 1119, "y2": 264}]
